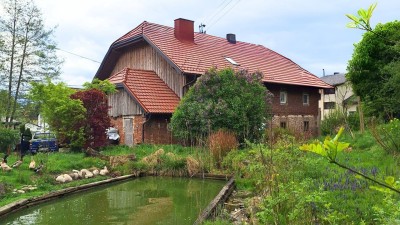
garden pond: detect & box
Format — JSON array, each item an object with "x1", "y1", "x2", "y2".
[{"x1": 0, "y1": 176, "x2": 226, "y2": 225}]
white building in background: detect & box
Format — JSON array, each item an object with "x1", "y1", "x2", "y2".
[
  {"x1": 319, "y1": 73, "x2": 358, "y2": 119},
  {"x1": 24, "y1": 123, "x2": 41, "y2": 133},
  {"x1": 37, "y1": 114, "x2": 49, "y2": 132}
]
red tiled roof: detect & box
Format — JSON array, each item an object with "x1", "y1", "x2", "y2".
[
  {"x1": 108, "y1": 68, "x2": 180, "y2": 113},
  {"x1": 110, "y1": 21, "x2": 332, "y2": 89}
]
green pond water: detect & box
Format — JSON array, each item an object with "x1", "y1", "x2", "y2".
[{"x1": 0, "y1": 177, "x2": 226, "y2": 225}]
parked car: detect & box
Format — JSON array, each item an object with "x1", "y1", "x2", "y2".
[{"x1": 30, "y1": 132, "x2": 59, "y2": 153}]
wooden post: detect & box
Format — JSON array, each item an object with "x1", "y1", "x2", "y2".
[{"x1": 358, "y1": 96, "x2": 364, "y2": 133}]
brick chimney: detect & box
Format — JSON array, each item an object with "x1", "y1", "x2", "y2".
[
  {"x1": 174, "y1": 18, "x2": 194, "y2": 43},
  {"x1": 226, "y1": 33, "x2": 236, "y2": 44}
]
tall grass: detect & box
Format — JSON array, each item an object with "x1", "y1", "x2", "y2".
[{"x1": 208, "y1": 130, "x2": 238, "y2": 168}]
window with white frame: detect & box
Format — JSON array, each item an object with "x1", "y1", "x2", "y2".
[
  {"x1": 280, "y1": 91, "x2": 287, "y2": 104},
  {"x1": 303, "y1": 93, "x2": 309, "y2": 105}
]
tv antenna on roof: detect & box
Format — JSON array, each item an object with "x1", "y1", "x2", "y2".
[{"x1": 199, "y1": 23, "x2": 206, "y2": 34}]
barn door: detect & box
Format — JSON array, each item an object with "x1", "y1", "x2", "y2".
[{"x1": 124, "y1": 118, "x2": 134, "y2": 146}]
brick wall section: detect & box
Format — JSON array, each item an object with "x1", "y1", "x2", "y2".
[
  {"x1": 265, "y1": 83, "x2": 320, "y2": 116},
  {"x1": 110, "y1": 115, "x2": 144, "y2": 145},
  {"x1": 265, "y1": 83, "x2": 321, "y2": 137},
  {"x1": 110, "y1": 114, "x2": 176, "y2": 145},
  {"x1": 143, "y1": 115, "x2": 177, "y2": 144},
  {"x1": 133, "y1": 116, "x2": 144, "y2": 144}
]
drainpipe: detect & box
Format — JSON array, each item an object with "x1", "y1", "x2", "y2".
[
  {"x1": 182, "y1": 74, "x2": 197, "y2": 96},
  {"x1": 142, "y1": 113, "x2": 151, "y2": 143}
]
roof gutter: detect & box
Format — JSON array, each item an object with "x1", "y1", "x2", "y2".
[
  {"x1": 94, "y1": 35, "x2": 144, "y2": 80},
  {"x1": 182, "y1": 74, "x2": 197, "y2": 95}
]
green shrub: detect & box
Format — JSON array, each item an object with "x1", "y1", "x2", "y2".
[
  {"x1": 171, "y1": 68, "x2": 272, "y2": 144},
  {"x1": 371, "y1": 118, "x2": 400, "y2": 154},
  {"x1": 321, "y1": 109, "x2": 360, "y2": 136},
  {"x1": 373, "y1": 195, "x2": 400, "y2": 224},
  {"x1": 0, "y1": 127, "x2": 19, "y2": 153},
  {"x1": 347, "y1": 112, "x2": 360, "y2": 131},
  {"x1": 257, "y1": 179, "x2": 327, "y2": 225}
]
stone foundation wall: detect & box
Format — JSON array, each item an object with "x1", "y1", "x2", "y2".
[{"x1": 270, "y1": 115, "x2": 318, "y2": 138}]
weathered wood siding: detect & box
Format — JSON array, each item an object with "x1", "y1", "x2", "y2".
[
  {"x1": 111, "y1": 43, "x2": 184, "y2": 97},
  {"x1": 108, "y1": 88, "x2": 143, "y2": 117}
]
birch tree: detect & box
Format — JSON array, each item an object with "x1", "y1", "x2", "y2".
[{"x1": 0, "y1": 0, "x2": 61, "y2": 126}]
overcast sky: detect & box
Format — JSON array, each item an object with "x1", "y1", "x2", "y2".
[{"x1": 32, "y1": 0, "x2": 400, "y2": 85}]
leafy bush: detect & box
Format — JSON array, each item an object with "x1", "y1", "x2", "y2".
[
  {"x1": 265, "y1": 127, "x2": 296, "y2": 149},
  {"x1": 29, "y1": 80, "x2": 86, "y2": 148},
  {"x1": 373, "y1": 195, "x2": 400, "y2": 224},
  {"x1": 71, "y1": 89, "x2": 111, "y2": 150},
  {"x1": 0, "y1": 127, "x2": 19, "y2": 153},
  {"x1": 209, "y1": 129, "x2": 238, "y2": 168},
  {"x1": 171, "y1": 68, "x2": 272, "y2": 144},
  {"x1": 321, "y1": 109, "x2": 359, "y2": 135},
  {"x1": 257, "y1": 179, "x2": 327, "y2": 225},
  {"x1": 371, "y1": 118, "x2": 400, "y2": 154}
]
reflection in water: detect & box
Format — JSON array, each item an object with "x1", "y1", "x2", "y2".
[{"x1": 1, "y1": 177, "x2": 225, "y2": 225}]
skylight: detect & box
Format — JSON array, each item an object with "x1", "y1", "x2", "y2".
[{"x1": 225, "y1": 57, "x2": 239, "y2": 66}]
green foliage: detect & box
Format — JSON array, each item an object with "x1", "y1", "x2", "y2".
[
  {"x1": 0, "y1": 127, "x2": 19, "y2": 153},
  {"x1": 300, "y1": 127, "x2": 349, "y2": 162},
  {"x1": 371, "y1": 118, "x2": 400, "y2": 154},
  {"x1": 346, "y1": 3, "x2": 377, "y2": 31},
  {"x1": 257, "y1": 179, "x2": 327, "y2": 224},
  {"x1": 171, "y1": 68, "x2": 271, "y2": 144},
  {"x1": 372, "y1": 195, "x2": 400, "y2": 224},
  {"x1": 347, "y1": 130, "x2": 375, "y2": 150},
  {"x1": 0, "y1": 0, "x2": 62, "y2": 125},
  {"x1": 29, "y1": 80, "x2": 86, "y2": 148},
  {"x1": 0, "y1": 90, "x2": 10, "y2": 119},
  {"x1": 266, "y1": 127, "x2": 297, "y2": 149},
  {"x1": 347, "y1": 20, "x2": 400, "y2": 118},
  {"x1": 83, "y1": 78, "x2": 116, "y2": 95},
  {"x1": 218, "y1": 130, "x2": 400, "y2": 224},
  {"x1": 321, "y1": 110, "x2": 360, "y2": 136}
]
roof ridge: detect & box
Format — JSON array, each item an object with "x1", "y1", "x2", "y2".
[{"x1": 99, "y1": 20, "x2": 333, "y2": 89}]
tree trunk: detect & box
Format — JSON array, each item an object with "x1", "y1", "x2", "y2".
[
  {"x1": 5, "y1": 3, "x2": 18, "y2": 128},
  {"x1": 10, "y1": 19, "x2": 30, "y2": 125}
]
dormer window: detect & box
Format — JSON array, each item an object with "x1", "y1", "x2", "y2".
[{"x1": 225, "y1": 57, "x2": 239, "y2": 66}]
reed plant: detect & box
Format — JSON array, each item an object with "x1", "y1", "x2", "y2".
[{"x1": 208, "y1": 129, "x2": 238, "y2": 168}]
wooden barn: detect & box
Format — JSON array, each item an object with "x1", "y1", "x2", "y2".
[{"x1": 94, "y1": 18, "x2": 332, "y2": 146}]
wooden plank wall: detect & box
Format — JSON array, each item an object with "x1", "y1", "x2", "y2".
[
  {"x1": 108, "y1": 89, "x2": 143, "y2": 117},
  {"x1": 111, "y1": 43, "x2": 185, "y2": 98}
]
